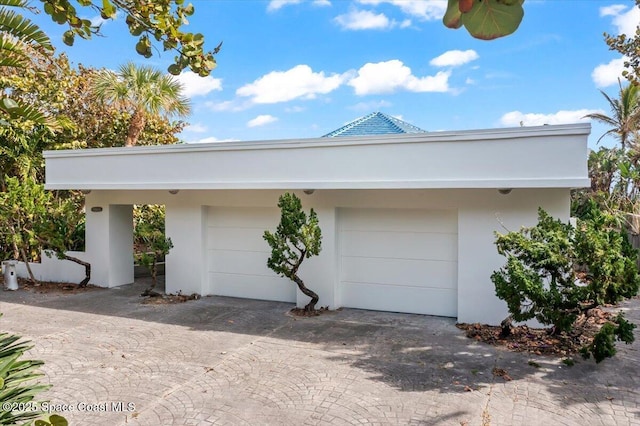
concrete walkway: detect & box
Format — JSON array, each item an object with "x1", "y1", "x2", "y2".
[{"x1": 0, "y1": 280, "x2": 638, "y2": 425}]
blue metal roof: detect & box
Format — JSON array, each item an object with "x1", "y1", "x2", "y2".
[{"x1": 322, "y1": 112, "x2": 427, "y2": 138}]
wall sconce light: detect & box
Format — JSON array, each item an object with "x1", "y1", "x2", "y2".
[
  {"x1": 81, "y1": 189, "x2": 91, "y2": 195},
  {"x1": 303, "y1": 189, "x2": 315, "y2": 195},
  {"x1": 498, "y1": 188, "x2": 512, "y2": 195},
  {"x1": 90, "y1": 206, "x2": 103, "y2": 212},
  {"x1": 168, "y1": 189, "x2": 180, "y2": 195}
]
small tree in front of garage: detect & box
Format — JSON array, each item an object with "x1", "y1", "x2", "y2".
[{"x1": 264, "y1": 193, "x2": 322, "y2": 312}]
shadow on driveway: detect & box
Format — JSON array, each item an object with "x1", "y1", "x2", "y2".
[{"x1": 0, "y1": 278, "x2": 638, "y2": 425}]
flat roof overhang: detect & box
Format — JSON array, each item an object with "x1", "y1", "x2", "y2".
[{"x1": 44, "y1": 123, "x2": 591, "y2": 191}]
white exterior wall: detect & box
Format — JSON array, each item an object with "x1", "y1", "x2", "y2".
[
  {"x1": 39, "y1": 124, "x2": 588, "y2": 324},
  {"x1": 11, "y1": 251, "x2": 88, "y2": 284},
  {"x1": 41, "y1": 188, "x2": 567, "y2": 324}
]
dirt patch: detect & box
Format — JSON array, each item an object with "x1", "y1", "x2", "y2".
[
  {"x1": 140, "y1": 289, "x2": 200, "y2": 305},
  {"x1": 2, "y1": 277, "x2": 103, "y2": 294},
  {"x1": 288, "y1": 306, "x2": 333, "y2": 317},
  {"x1": 457, "y1": 307, "x2": 612, "y2": 357}
]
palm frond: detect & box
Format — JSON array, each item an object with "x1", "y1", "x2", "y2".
[{"x1": 0, "y1": 8, "x2": 52, "y2": 51}]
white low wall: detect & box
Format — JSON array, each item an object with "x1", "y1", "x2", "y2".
[{"x1": 6, "y1": 251, "x2": 90, "y2": 285}]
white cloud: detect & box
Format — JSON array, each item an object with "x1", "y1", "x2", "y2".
[
  {"x1": 184, "y1": 123, "x2": 208, "y2": 133},
  {"x1": 334, "y1": 10, "x2": 393, "y2": 30},
  {"x1": 204, "y1": 100, "x2": 250, "y2": 112},
  {"x1": 89, "y1": 10, "x2": 119, "y2": 27},
  {"x1": 499, "y1": 109, "x2": 603, "y2": 127},
  {"x1": 174, "y1": 72, "x2": 222, "y2": 98},
  {"x1": 357, "y1": 0, "x2": 446, "y2": 21},
  {"x1": 312, "y1": 0, "x2": 331, "y2": 6},
  {"x1": 285, "y1": 106, "x2": 306, "y2": 112},
  {"x1": 186, "y1": 136, "x2": 239, "y2": 143},
  {"x1": 237, "y1": 64, "x2": 348, "y2": 104},
  {"x1": 247, "y1": 114, "x2": 279, "y2": 127},
  {"x1": 592, "y1": 57, "x2": 627, "y2": 87},
  {"x1": 348, "y1": 60, "x2": 450, "y2": 95},
  {"x1": 600, "y1": 4, "x2": 640, "y2": 36},
  {"x1": 350, "y1": 100, "x2": 392, "y2": 111},
  {"x1": 267, "y1": 0, "x2": 301, "y2": 12},
  {"x1": 430, "y1": 49, "x2": 479, "y2": 67}
]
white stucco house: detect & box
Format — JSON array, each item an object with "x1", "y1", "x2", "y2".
[{"x1": 38, "y1": 114, "x2": 590, "y2": 324}]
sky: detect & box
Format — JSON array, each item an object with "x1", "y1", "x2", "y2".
[{"x1": 25, "y1": 0, "x2": 640, "y2": 148}]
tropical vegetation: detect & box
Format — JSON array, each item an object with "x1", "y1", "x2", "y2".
[{"x1": 264, "y1": 193, "x2": 322, "y2": 312}]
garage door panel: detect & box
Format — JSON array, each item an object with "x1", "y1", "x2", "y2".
[
  {"x1": 209, "y1": 273, "x2": 295, "y2": 302},
  {"x1": 209, "y1": 249, "x2": 272, "y2": 276},
  {"x1": 206, "y1": 206, "x2": 294, "y2": 303},
  {"x1": 207, "y1": 227, "x2": 271, "y2": 251},
  {"x1": 208, "y1": 206, "x2": 280, "y2": 228},
  {"x1": 340, "y1": 208, "x2": 457, "y2": 233},
  {"x1": 341, "y1": 231, "x2": 457, "y2": 261},
  {"x1": 339, "y1": 208, "x2": 458, "y2": 317},
  {"x1": 341, "y1": 282, "x2": 457, "y2": 317},
  {"x1": 342, "y1": 257, "x2": 457, "y2": 289}
]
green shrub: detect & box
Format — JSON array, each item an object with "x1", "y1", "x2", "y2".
[
  {"x1": 492, "y1": 206, "x2": 638, "y2": 360},
  {"x1": 263, "y1": 193, "x2": 322, "y2": 311},
  {"x1": 492, "y1": 209, "x2": 585, "y2": 332},
  {"x1": 0, "y1": 314, "x2": 67, "y2": 425},
  {"x1": 581, "y1": 314, "x2": 636, "y2": 363}
]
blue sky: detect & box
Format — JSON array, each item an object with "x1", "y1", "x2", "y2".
[{"x1": 27, "y1": 1, "x2": 640, "y2": 148}]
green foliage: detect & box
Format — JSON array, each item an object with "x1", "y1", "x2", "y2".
[
  {"x1": 35, "y1": 414, "x2": 68, "y2": 426},
  {"x1": 39, "y1": 0, "x2": 221, "y2": 76},
  {"x1": 92, "y1": 62, "x2": 190, "y2": 147},
  {"x1": 263, "y1": 193, "x2": 322, "y2": 310},
  {"x1": 443, "y1": 0, "x2": 524, "y2": 40},
  {"x1": 492, "y1": 209, "x2": 582, "y2": 332},
  {"x1": 134, "y1": 205, "x2": 171, "y2": 287},
  {"x1": 574, "y1": 202, "x2": 640, "y2": 305},
  {"x1": 492, "y1": 207, "x2": 640, "y2": 334},
  {"x1": 0, "y1": 0, "x2": 60, "y2": 128},
  {"x1": 581, "y1": 314, "x2": 635, "y2": 363},
  {"x1": 0, "y1": 314, "x2": 67, "y2": 425},
  {"x1": 0, "y1": 176, "x2": 50, "y2": 262},
  {"x1": 263, "y1": 193, "x2": 321, "y2": 279},
  {"x1": 0, "y1": 176, "x2": 87, "y2": 284},
  {"x1": 606, "y1": 0, "x2": 640, "y2": 86}
]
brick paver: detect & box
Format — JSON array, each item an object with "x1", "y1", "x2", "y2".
[{"x1": 0, "y1": 280, "x2": 638, "y2": 425}]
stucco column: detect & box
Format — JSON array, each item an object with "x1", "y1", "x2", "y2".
[
  {"x1": 165, "y1": 202, "x2": 206, "y2": 295},
  {"x1": 297, "y1": 206, "x2": 339, "y2": 309},
  {"x1": 85, "y1": 195, "x2": 134, "y2": 287}
]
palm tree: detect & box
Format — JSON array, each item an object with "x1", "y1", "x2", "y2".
[
  {"x1": 92, "y1": 63, "x2": 191, "y2": 147},
  {"x1": 584, "y1": 81, "x2": 640, "y2": 151},
  {"x1": 0, "y1": 0, "x2": 59, "y2": 127}
]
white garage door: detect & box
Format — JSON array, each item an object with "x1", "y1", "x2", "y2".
[
  {"x1": 206, "y1": 206, "x2": 296, "y2": 303},
  {"x1": 339, "y1": 208, "x2": 457, "y2": 317}
]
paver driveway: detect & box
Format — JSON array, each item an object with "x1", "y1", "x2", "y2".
[{"x1": 0, "y1": 280, "x2": 638, "y2": 425}]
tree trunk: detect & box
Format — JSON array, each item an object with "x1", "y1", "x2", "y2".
[
  {"x1": 61, "y1": 254, "x2": 91, "y2": 287},
  {"x1": 500, "y1": 315, "x2": 513, "y2": 338},
  {"x1": 9, "y1": 223, "x2": 37, "y2": 285},
  {"x1": 19, "y1": 246, "x2": 38, "y2": 286},
  {"x1": 149, "y1": 257, "x2": 157, "y2": 290},
  {"x1": 125, "y1": 109, "x2": 146, "y2": 147},
  {"x1": 291, "y1": 273, "x2": 318, "y2": 311}
]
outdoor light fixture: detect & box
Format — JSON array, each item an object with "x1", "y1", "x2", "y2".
[
  {"x1": 303, "y1": 189, "x2": 315, "y2": 195},
  {"x1": 498, "y1": 188, "x2": 512, "y2": 195},
  {"x1": 168, "y1": 189, "x2": 180, "y2": 194},
  {"x1": 81, "y1": 189, "x2": 91, "y2": 195},
  {"x1": 90, "y1": 206, "x2": 103, "y2": 212}
]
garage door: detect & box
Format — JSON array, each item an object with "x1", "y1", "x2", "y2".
[
  {"x1": 339, "y1": 208, "x2": 457, "y2": 317},
  {"x1": 206, "y1": 206, "x2": 296, "y2": 302}
]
